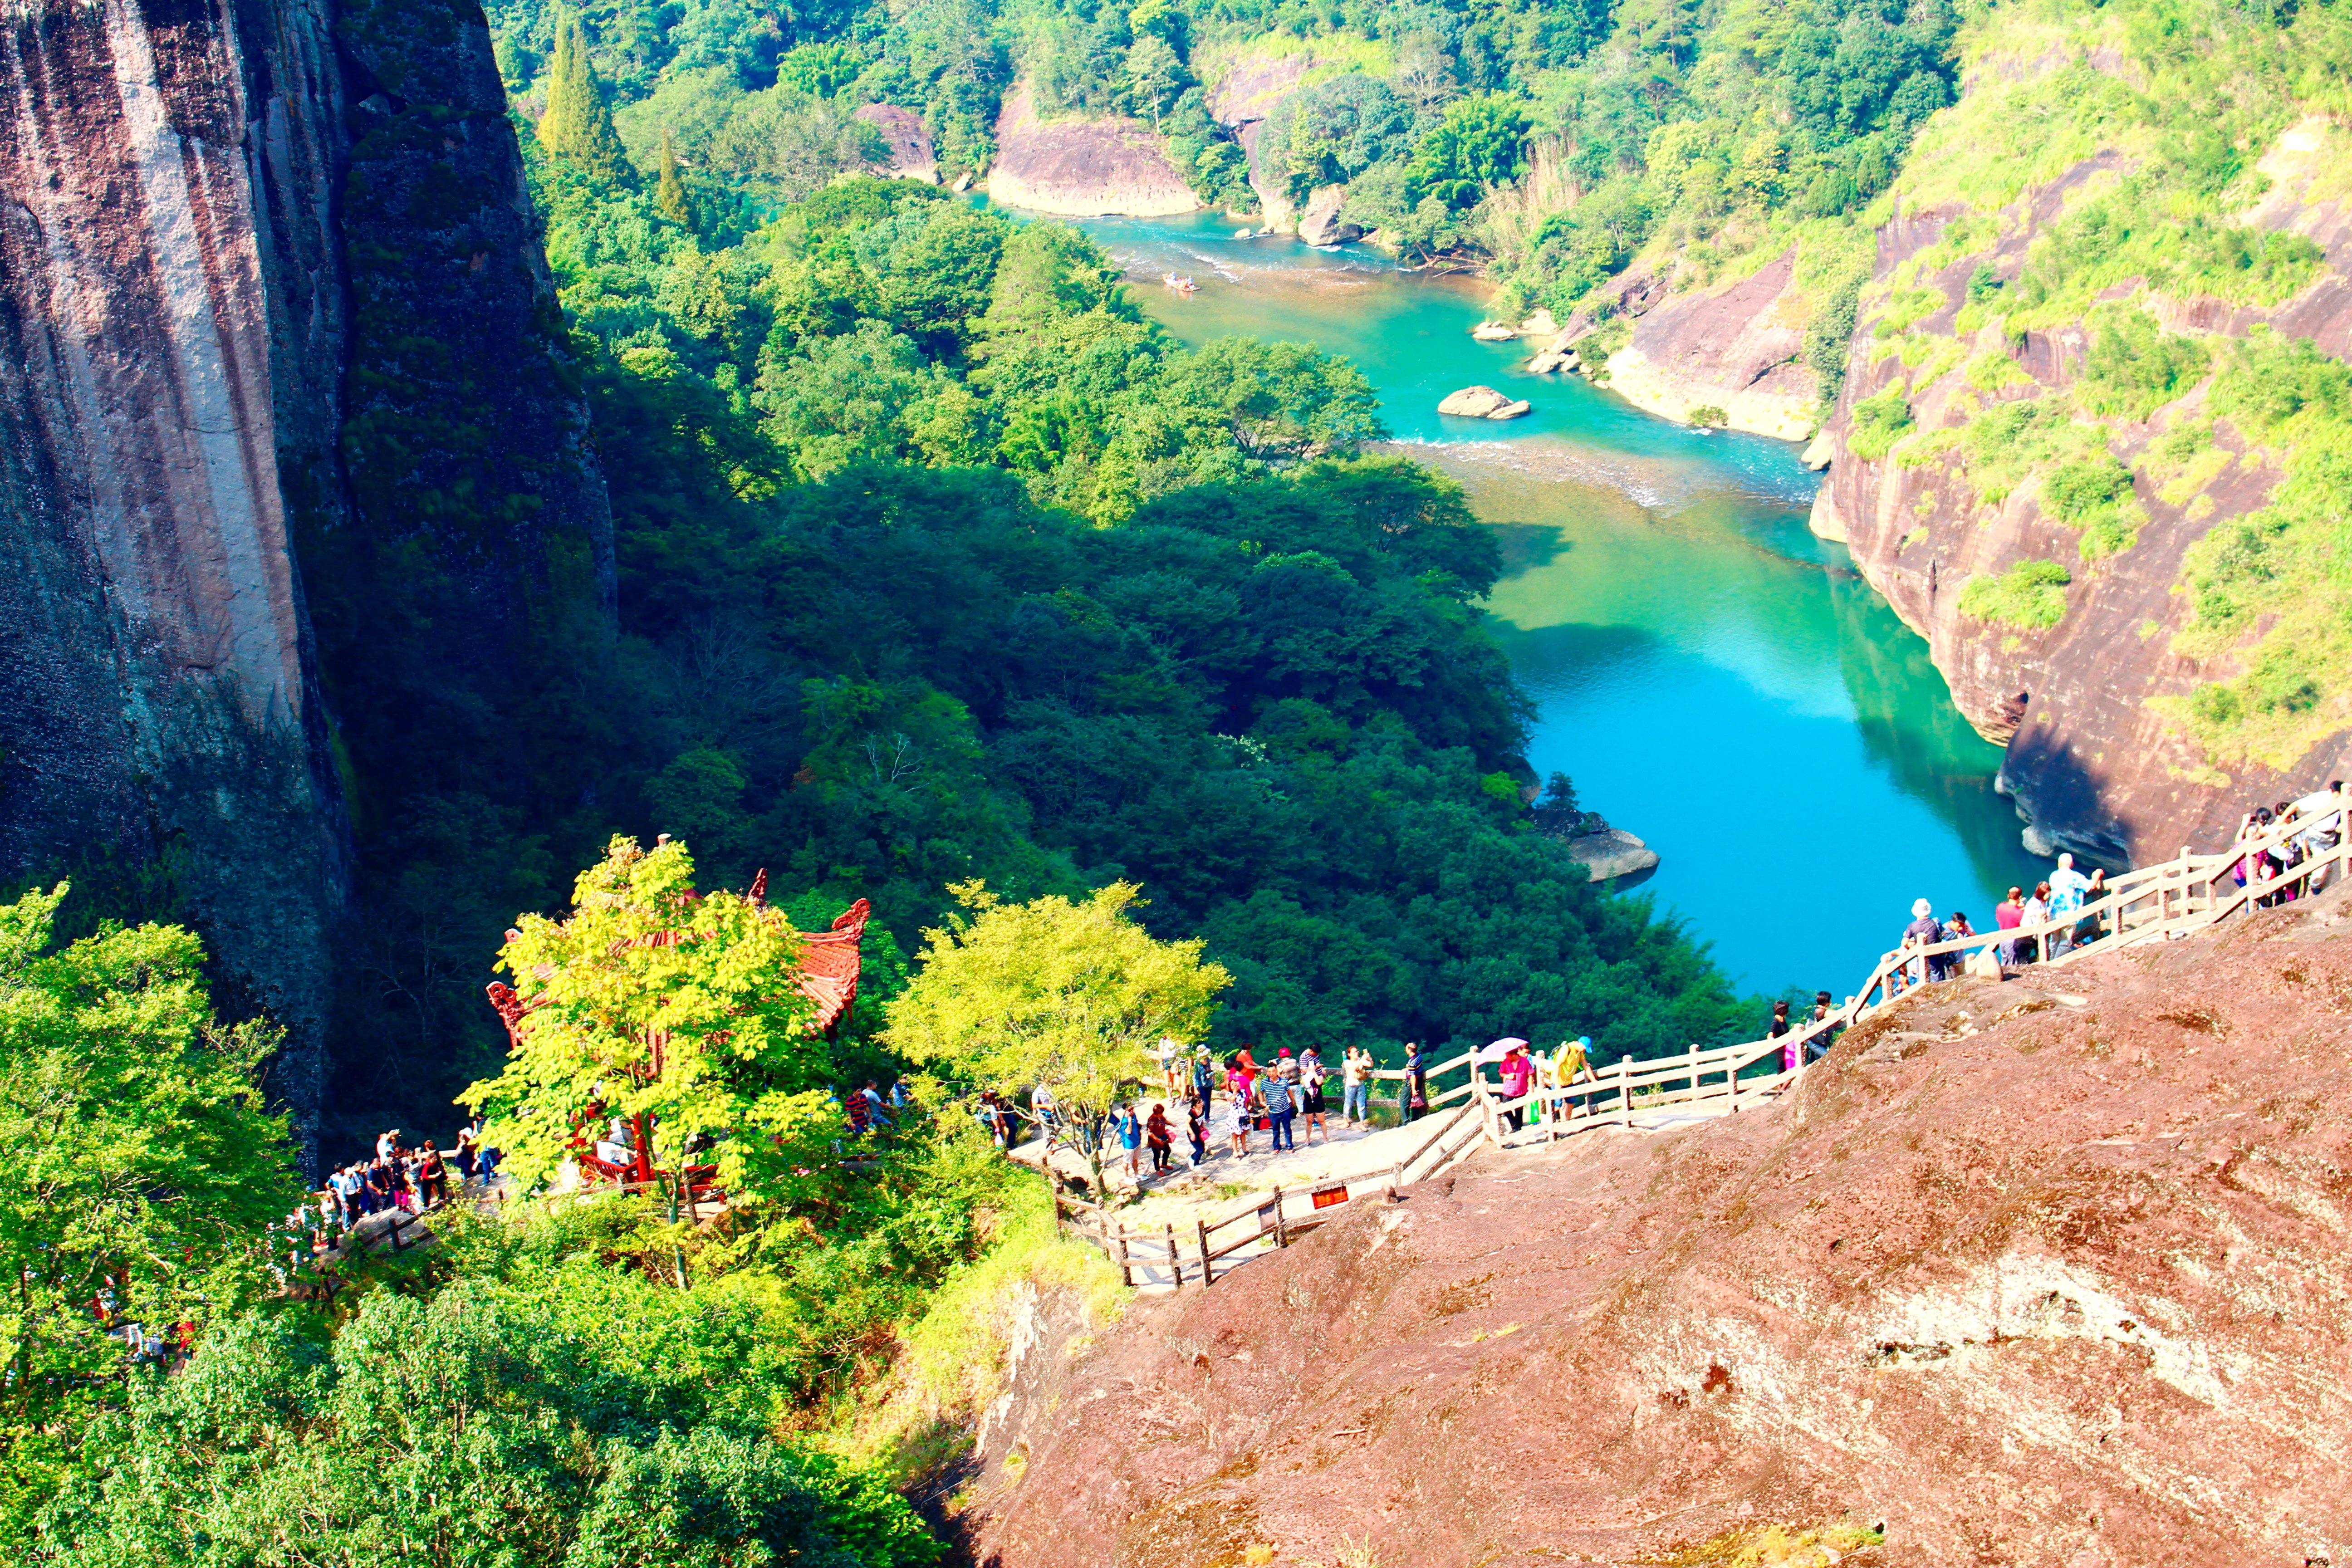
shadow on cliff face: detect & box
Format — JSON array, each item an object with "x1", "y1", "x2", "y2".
[{"x1": 2000, "y1": 722, "x2": 2133, "y2": 866}]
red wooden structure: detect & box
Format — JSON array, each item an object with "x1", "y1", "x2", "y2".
[{"x1": 483, "y1": 877, "x2": 871, "y2": 1196}]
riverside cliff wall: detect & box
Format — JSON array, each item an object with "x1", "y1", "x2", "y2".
[
  {"x1": 0, "y1": 0, "x2": 610, "y2": 1155},
  {"x1": 1809, "y1": 124, "x2": 2352, "y2": 863}
]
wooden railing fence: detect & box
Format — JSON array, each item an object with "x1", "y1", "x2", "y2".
[{"x1": 1052, "y1": 811, "x2": 2346, "y2": 1294}]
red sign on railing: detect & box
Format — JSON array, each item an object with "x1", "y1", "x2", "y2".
[{"x1": 1311, "y1": 1183, "x2": 1348, "y2": 1209}]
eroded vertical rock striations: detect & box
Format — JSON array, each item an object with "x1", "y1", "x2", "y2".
[
  {"x1": 0, "y1": 0, "x2": 612, "y2": 1158},
  {"x1": 0, "y1": 0, "x2": 348, "y2": 1147}
]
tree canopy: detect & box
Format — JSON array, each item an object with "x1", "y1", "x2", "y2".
[
  {"x1": 461, "y1": 836, "x2": 834, "y2": 1203},
  {"x1": 887, "y1": 882, "x2": 1228, "y2": 1176},
  {"x1": 0, "y1": 884, "x2": 300, "y2": 1547}
]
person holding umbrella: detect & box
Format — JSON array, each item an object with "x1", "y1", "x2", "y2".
[{"x1": 1480, "y1": 1037, "x2": 1535, "y2": 1133}]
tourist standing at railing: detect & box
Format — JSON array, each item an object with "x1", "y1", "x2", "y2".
[
  {"x1": 1768, "y1": 1001, "x2": 1795, "y2": 1071},
  {"x1": 2019, "y1": 883, "x2": 2053, "y2": 962},
  {"x1": 1298, "y1": 1048, "x2": 1331, "y2": 1144},
  {"x1": 1994, "y1": 887, "x2": 2026, "y2": 967},
  {"x1": 1146, "y1": 1103, "x2": 1173, "y2": 1174},
  {"x1": 1902, "y1": 898, "x2": 1940, "y2": 986},
  {"x1": 1341, "y1": 1045, "x2": 1372, "y2": 1127},
  {"x1": 2293, "y1": 781, "x2": 2343, "y2": 891},
  {"x1": 1498, "y1": 1043, "x2": 1535, "y2": 1132},
  {"x1": 1806, "y1": 993, "x2": 1838, "y2": 1060},
  {"x1": 2047, "y1": 855, "x2": 2092, "y2": 956},
  {"x1": 1192, "y1": 1047, "x2": 1215, "y2": 1106},
  {"x1": 1401, "y1": 1041, "x2": 1427, "y2": 1123}
]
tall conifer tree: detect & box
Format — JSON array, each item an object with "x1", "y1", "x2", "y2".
[
  {"x1": 655, "y1": 128, "x2": 691, "y2": 225},
  {"x1": 537, "y1": 16, "x2": 632, "y2": 184}
]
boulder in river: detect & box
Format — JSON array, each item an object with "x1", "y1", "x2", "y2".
[
  {"x1": 1563, "y1": 828, "x2": 1659, "y2": 882},
  {"x1": 1297, "y1": 185, "x2": 1361, "y2": 246},
  {"x1": 1471, "y1": 320, "x2": 1518, "y2": 342},
  {"x1": 1438, "y1": 385, "x2": 1511, "y2": 416},
  {"x1": 1527, "y1": 350, "x2": 1568, "y2": 373},
  {"x1": 1490, "y1": 398, "x2": 1531, "y2": 419}
]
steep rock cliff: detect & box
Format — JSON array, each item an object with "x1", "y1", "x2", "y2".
[
  {"x1": 969, "y1": 888, "x2": 2352, "y2": 1567},
  {"x1": 1809, "y1": 112, "x2": 2352, "y2": 862},
  {"x1": 0, "y1": 0, "x2": 611, "y2": 1153},
  {"x1": 0, "y1": 0, "x2": 351, "y2": 1139}
]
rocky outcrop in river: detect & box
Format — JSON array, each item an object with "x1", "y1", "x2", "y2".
[
  {"x1": 967, "y1": 885, "x2": 2352, "y2": 1567},
  {"x1": 0, "y1": 0, "x2": 609, "y2": 1156},
  {"x1": 1556, "y1": 253, "x2": 1818, "y2": 440}
]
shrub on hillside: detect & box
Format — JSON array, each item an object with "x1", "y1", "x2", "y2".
[{"x1": 1957, "y1": 559, "x2": 2072, "y2": 629}]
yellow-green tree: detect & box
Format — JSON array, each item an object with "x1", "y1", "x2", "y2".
[
  {"x1": 656, "y1": 128, "x2": 691, "y2": 225},
  {"x1": 0, "y1": 883, "x2": 299, "y2": 1540},
  {"x1": 885, "y1": 881, "x2": 1229, "y2": 1190},
  {"x1": 461, "y1": 837, "x2": 833, "y2": 1232},
  {"x1": 537, "y1": 15, "x2": 632, "y2": 184}
]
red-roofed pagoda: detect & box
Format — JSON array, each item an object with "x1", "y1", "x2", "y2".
[{"x1": 484, "y1": 874, "x2": 871, "y2": 1193}]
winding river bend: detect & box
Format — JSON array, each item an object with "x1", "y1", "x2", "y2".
[{"x1": 1068, "y1": 211, "x2": 2046, "y2": 994}]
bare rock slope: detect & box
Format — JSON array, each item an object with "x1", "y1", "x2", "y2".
[
  {"x1": 987, "y1": 85, "x2": 1200, "y2": 218},
  {"x1": 1561, "y1": 252, "x2": 1820, "y2": 440},
  {"x1": 969, "y1": 892, "x2": 2352, "y2": 1567}
]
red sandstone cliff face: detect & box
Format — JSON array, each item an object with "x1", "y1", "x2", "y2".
[
  {"x1": 986, "y1": 84, "x2": 1199, "y2": 218},
  {"x1": 0, "y1": 0, "x2": 611, "y2": 1155},
  {"x1": 967, "y1": 892, "x2": 2352, "y2": 1567},
  {"x1": 1809, "y1": 132, "x2": 2352, "y2": 864},
  {"x1": 0, "y1": 0, "x2": 351, "y2": 1138},
  {"x1": 1557, "y1": 253, "x2": 1819, "y2": 440}
]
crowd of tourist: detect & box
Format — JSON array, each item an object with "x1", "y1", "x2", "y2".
[
  {"x1": 1858, "y1": 780, "x2": 2347, "y2": 1011},
  {"x1": 268, "y1": 1120, "x2": 503, "y2": 1283}
]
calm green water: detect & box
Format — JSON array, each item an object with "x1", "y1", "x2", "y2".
[{"x1": 1064, "y1": 210, "x2": 2046, "y2": 995}]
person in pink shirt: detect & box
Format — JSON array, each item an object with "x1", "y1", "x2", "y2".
[{"x1": 1498, "y1": 1044, "x2": 1536, "y2": 1133}]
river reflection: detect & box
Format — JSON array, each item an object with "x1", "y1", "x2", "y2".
[{"x1": 1053, "y1": 207, "x2": 2046, "y2": 992}]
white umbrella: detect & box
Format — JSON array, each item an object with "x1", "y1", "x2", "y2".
[{"x1": 1476, "y1": 1036, "x2": 1529, "y2": 1063}]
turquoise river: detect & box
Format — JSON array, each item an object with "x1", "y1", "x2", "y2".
[{"x1": 1065, "y1": 211, "x2": 2048, "y2": 998}]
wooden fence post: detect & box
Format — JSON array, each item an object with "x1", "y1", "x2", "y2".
[
  {"x1": 1617, "y1": 1055, "x2": 1634, "y2": 1129},
  {"x1": 1197, "y1": 1218, "x2": 1213, "y2": 1285},
  {"x1": 1166, "y1": 1222, "x2": 1179, "y2": 1288},
  {"x1": 1273, "y1": 1187, "x2": 1289, "y2": 1248},
  {"x1": 1685, "y1": 1041, "x2": 1700, "y2": 1106},
  {"x1": 1117, "y1": 1226, "x2": 1132, "y2": 1288}
]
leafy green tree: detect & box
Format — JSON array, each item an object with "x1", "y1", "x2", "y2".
[
  {"x1": 776, "y1": 39, "x2": 865, "y2": 97},
  {"x1": 1407, "y1": 94, "x2": 1533, "y2": 210},
  {"x1": 461, "y1": 836, "x2": 833, "y2": 1224},
  {"x1": 1122, "y1": 34, "x2": 1188, "y2": 127},
  {"x1": 39, "y1": 1284, "x2": 941, "y2": 1568},
  {"x1": 539, "y1": 15, "x2": 634, "y2": 184},
  {"x1": 0, "y1": 883, "x2": 300, "y2": 1545},
  {"x1": 887, "y1": 882, "x2": 1229, "y2": 1188}
]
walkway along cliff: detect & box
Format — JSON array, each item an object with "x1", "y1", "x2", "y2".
[
  {"x1": 0, "y1": 0, "x2": 612, "y2": 1158},
  {"x1": 965, "y1": 827, "x2": 2352, "y2": 1568}
]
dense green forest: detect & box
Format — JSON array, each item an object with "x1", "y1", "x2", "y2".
[{"x1": 319, "y1": 106, "x2": 1755, "y2": 1143}]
